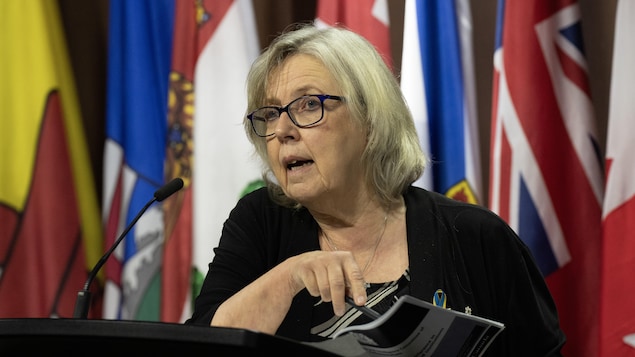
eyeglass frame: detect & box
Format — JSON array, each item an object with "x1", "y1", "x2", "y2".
[{"x1": 246, "y1": 94, "x2": 344, "y2": 137}]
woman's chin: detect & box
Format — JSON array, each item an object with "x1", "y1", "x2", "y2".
[{"x1": 283, "y1": 186, "x2": 323, "y2": 206}]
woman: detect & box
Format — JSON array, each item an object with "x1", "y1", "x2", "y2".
[{"x1": 187, "y1": 24, "x2": 565, "y2": 356}]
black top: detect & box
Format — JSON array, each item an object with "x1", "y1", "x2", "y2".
[{"x1": 187, "y1": 186, "x2": 565, "y2": 356}]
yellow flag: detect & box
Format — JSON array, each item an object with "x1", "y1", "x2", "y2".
[{"x1": 0, "y1": 0, "x2": 102, "y2": 318}]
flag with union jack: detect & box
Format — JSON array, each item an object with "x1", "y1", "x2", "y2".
[{"x1": 489, "y1": 1, "x2": 604, "y2": 356}]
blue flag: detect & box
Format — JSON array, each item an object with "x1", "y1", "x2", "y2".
[
  {"x1": 401, "y1": 0, "x2": 481, "y2": 204},
  {"x1": 102, "y1": 0, "x2": 175, "y2": 320}
]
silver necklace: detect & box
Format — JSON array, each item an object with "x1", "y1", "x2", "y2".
[{"x1": 322, "y1": 212, "x2": 389, "y2": 275}]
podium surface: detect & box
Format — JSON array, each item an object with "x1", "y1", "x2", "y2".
[{"x1": 0, "y1": 318, "x2": 339, "y2": 356}]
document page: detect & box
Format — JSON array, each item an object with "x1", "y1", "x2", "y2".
[{"x1": 310, "y1": 295, "x2": 504, "y2": 357}]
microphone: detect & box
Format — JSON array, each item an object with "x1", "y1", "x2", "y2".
[{"x1": 73, "y1": 177, "x2": 184, "y2": 319}]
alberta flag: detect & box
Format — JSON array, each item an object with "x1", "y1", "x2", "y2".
[
  {"x1": 400, "y1": 0, "x2": 482, "y2": 204},
  {"x1": 103, "y1": 0, "x2": 261, "y2": 322},
  {"x1": 102, "y1": 0, "x2": 175, "y2": 320},
  {"x1": 489, "y1": 0, "x2": 603, "y2": 355}
]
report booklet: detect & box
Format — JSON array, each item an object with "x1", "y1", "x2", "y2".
[{"x1": 309, "y1": 295, "x2": 505, "y2": 357}]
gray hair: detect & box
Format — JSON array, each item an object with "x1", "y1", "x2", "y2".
[{"x1": 244, "y1": 23, "x2": 426, "y2": 208}]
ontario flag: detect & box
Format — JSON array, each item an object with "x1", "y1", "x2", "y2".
[
  {"x1": 489, "y1": 1, "x2": 604, "y2": 356},
  {"x1": 166, "y1": 0, "x2": 261, "y2": 322},
  {"x1": 315, "y1": 0, "x2": 392, "y2": 70},
  {"x1": 103, "y1": 0, "x2": 261, "y2": 322},
  {"x1": 599, "y1": 0, "x2": 635, "y2": 355},
  {"x1": 0, "y1": 1, "x2": 102, "y2": 318},
  {"x1": 400, "y1": 0, "x2": 482, "y2": 204}
]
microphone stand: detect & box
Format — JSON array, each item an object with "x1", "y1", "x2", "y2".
[{"x1": 73, "y1": 178, "x2": 183, "y2": 319}]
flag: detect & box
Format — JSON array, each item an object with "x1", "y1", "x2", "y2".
[
  {"x1": 400, "y1": 0, "x2": 482, "y2": 204},
  {"x1": 102, "y1": 0, "x2": 175, "y2": 320},
  {"x1": 0, "y1": 0, "x2": 102, "y2": 318},
  {"x1": 315, "y1": 0, "x2": 392, "y2": 69},
  {"x1": 599, "y1": 0, "x2": 635, "y2": 354},
  {"x1": 165, "y1": 0, "x2": 262, "y2": 322},
  {"x1": 489, "y1": 1, "x2": 603, "y2": 355},
  {"x1": 103, "y1": 0, "x2": 261, "y2": 322}
]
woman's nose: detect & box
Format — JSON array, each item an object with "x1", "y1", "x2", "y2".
[{"x1": 274, "y1": 111, "x2": 300, "y2": 140}]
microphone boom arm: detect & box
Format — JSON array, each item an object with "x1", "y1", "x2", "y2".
[{"x1": 72, "y1": 178, "x2": 183, "y2": 319}]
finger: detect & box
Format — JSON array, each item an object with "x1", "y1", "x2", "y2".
[
  {"x1": 303, "y1": 271, "x2": 321, "y2": 297},
  {"x1": 311, "y1": 251, "x2": 346, "y2": 303},
  {"x1": 344, "y1": 260, "x2": 368, "y2": 306},
  {"x1": 316, "y1": 267, "x2": 334, "y2": 302},
  {"x1": 292, "y1": 252, "x2": 325, "y2": 297},
  {"x1": 326, "y1": 264, "x2": 347, "y2": 316}
]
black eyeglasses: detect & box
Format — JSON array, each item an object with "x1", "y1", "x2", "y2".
[{"x1": 246, "y1": 94, "x2": 344, "y2": 137}]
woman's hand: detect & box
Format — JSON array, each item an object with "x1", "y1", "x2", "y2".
[
  {"x1": 288, "y1": 250, "x2": 368, "y2": 316},
  {"x1": 211, "y1": 250, "x2": 368, "y2": 333}
]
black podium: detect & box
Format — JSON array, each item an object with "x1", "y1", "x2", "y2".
[{"x1": 0, "y1": 318, "x2": 340, "y2": 356}]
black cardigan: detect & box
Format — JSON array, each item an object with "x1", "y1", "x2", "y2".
[{"x1": 187, "y1": 186, "x2": 565, "y2": 356}]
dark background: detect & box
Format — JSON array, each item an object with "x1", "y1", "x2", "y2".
[{"x1": 57, "y1": 0, "x2": 617, "y2": 206}]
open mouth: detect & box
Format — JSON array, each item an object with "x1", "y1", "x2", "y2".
[{"x1": 287, "y1": 160, "x2": 314, "y2": 170}]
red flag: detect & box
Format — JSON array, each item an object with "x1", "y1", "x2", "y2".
[
  {"x1": 315, "y1": 0, "x2": 392, "y2": 69},
  {"x1": 489, "y1": 1, "x2": 603, "y2": 356},
  {"x1": 599, "y1": 0, "x2": 635, "y2": 355}
]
